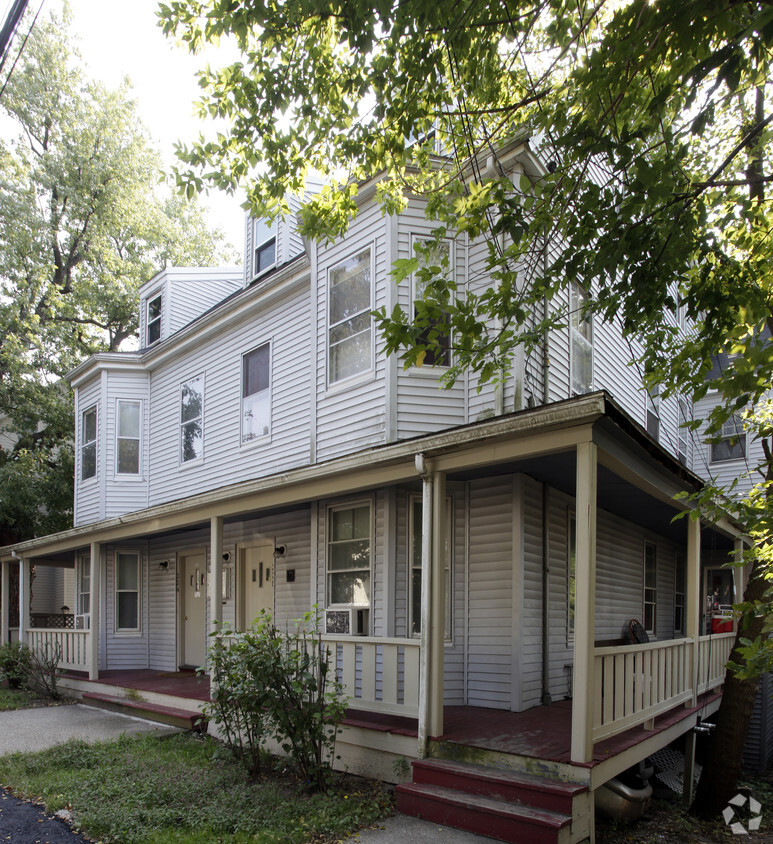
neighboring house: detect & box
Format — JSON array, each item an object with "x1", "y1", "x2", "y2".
[{"x1": 0, "y1": 142, "x2": 748, "y2": 843}]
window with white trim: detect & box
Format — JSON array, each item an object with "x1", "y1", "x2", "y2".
[
  {"x1": 146, "y1": 294, "x2": 162, "y2": 346},
  {"x1": 180, "y1": 375, "x2": 204, "y2": 463},
  {"x1": 327, "y1": 503, "x2": 371, "y2": 606},
  {"x1": 645, "y1": 385, "x2": 660, "y2": 440},
  {"x1": 76, "y1": 553, "x2": 90, "y2": 618},
  {"x1": 80, "y1": 405, "x2": 97, "y2": 481},
  {"x1": 409, "y1": 496, "x2": 452, "y2": 639},
  {"x1": 116, "y1": 400, "x2": 140, "y2": 475},
  {"x1": 242, "y1": 343, "x2": 271, "y2": 443},
  {"x1": 328, "y1": 248, "x2": 372, "y2": 384},
  {"x1": 569, "y1": 282, "x2": 593, "y2": 394},
  {"x1": 412, "y1": 238, "x2": 452, "y2": 367},
  {"x1": 644, "y1": 541, "x2": 657, "y2": 634},
  {"x1": 678, "y1": 398, "x2": 690, "y2": 465},
  {"x1": 115, "y1": 550, "x2": 140, "y2": 632},
  {"x1": 674, "y1": 551, "x2": 686, "y2": 635},
  {"x1": 253, "y1": 218, "x2": 277, "y2": 277},
  {"x1": 710, "y1": 414, "x2": 746, "y2": 463}
]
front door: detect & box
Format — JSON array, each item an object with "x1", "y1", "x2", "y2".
[
  {"x1": 181, "y1": 553, "x2": 207, "y2": 668},
  {"x1": 240, "y1": 542, "x2": 274, "y2": 629}
]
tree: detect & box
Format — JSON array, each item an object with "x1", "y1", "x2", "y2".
[
  {"x1": 0, "y1": 6, "x2": 236, "y2": 541},
  {"x1": 159, "y1": 0, "x2": 773, "y2": 812}
]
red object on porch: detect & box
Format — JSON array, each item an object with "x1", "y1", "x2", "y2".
[{"x1": 711, "y1": 614, "x2": 732, "y2": 634}]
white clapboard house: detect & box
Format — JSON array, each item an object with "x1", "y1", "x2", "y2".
[{"x1": 0, "y1": 141, "x2": 748, "y2": 844}]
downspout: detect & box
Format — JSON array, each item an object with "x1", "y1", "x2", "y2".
[{"x1": 541, "y1": 482, "x2": 552, "y2": 705}]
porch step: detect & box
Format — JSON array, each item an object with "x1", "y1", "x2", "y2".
[
  {"x1": 397, "y1": 760, "x2": 587, "y2": 844},
  {"x1": 82, "y1": 691, "x2": 207, "y2": 732}
]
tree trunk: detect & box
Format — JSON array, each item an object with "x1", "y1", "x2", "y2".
[{"x1": 691, "y1": 556, "x2": 768, "y2": 816}]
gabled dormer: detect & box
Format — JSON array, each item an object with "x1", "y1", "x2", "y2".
[{"x1": 138, "y1": 267, "x2": 242, "y2": 348}]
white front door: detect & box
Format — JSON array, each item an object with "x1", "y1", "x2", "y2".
[
  {"x1": 181, "y1": 553, "x2": 207, "y2": 668},
  {"x1": 239, "y1": 542, "x2": 274, "y2": 630}
]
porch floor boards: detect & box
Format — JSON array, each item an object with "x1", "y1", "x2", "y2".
[
  {"x1": 345, "y1": 693, "x2": 720, "y2": 768},
  {"x1": 60, "y1": 669, "x2": 210, "y2": 701}
]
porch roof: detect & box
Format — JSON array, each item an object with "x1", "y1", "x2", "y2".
[{"x1": 1, "y1": 391, "x2": 742, "y2": 563}]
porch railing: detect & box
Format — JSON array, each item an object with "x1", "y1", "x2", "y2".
[
  {"x1": 322, "y1": 635, "x2": 420, "y2": 718},
  {"x1": 697, "y1": 632, "x2": 735, "y2": 694},
  {"x1": 26, "y1": 628, "x2": 89, "y2": 671},
  {"x1": 593, "y1": 632, "x2": 736, "y2": 743}
]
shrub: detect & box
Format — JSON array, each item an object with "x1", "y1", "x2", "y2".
[
  {"x1": 27, "y1": 640, "x2": 62, "y2": 700},
  {"x1": 0, "y1": 641, "x2": 32, "y2": 689},
  {"x1": 203, "y1": 609, "x2": 347, "y2": 790}
]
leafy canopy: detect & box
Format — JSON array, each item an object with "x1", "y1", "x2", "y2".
[{"x1": 0, "y1": 7, "x2": 235, "y2": 541}]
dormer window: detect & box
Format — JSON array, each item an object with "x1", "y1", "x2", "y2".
[
  {"x1": 146, "y1": 294, "x2": 162, "y2": 345},
  {"x1": 253, "y1": 218, "x2": 277, "y2": 278}
]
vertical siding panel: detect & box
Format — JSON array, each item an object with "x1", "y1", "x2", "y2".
[{"x1": 467, "y1": 476, "x2": 512, "y2": 708}]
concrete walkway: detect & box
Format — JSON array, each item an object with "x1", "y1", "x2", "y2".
[
  {"x1": 0, "y1": 703, "x2": 178, "y2": 755},
  {"x1": 0, "y1": 705, "x2": 495, "y2": 842}
]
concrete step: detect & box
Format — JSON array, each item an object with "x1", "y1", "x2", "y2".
[
  {"x1": 411, "y1": 758, "x2": 587, "y2": 815},
  {"x1": 396, "y1": 782, "x2": 572, "y2": 844},
  {"x1": 81, "y1": 691, "x2": 207, "y2": 732}
]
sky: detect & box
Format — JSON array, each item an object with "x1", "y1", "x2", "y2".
[{"x1": 61, "y1": 0, "x2": 245, "y2": 253}]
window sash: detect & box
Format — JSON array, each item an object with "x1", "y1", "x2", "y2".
[
  {"x1": 644, "y1": 542, "x2": 657, "y2": 634},
  {"x1": 115, "y1": 551, "x2": 140, "y2": 632},
  {"x1": 412, "y1": 238, "x2": 452, "y2": 367},
  {"x1": 242, "y1": 344, "x2": 271, "y2": 443},
  {"x1": 81, "y1": 406, "x2": 97, "y2": 480},
  {"x1": 710, "y1": 415, "x2": 746, "y2": 462},
  {"x1": 570, "y1": 283, "x2": 593, "y2": 394},
  {"x1": 180, "y1": 376, "x2": 204, "y2": 463},
  {"x1": 409, "y1": 497, "x2": 452, "y2": 639},
  {"x1": 116, "y1": 401, "x2": 140, "y2": 475},
  {"x1": 147, "y1": 295, "x2": 161, "y2": 345},
  {"x1": 327, "y1": 504, "x2": 371, "y2": 607},
  {"x1": 328, "y1": 249, "x2": 372, "y2": 384}
]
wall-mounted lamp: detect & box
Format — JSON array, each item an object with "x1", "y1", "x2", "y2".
[
  {"x1": 159, "y1": 560, "x2": 169, "y2": 570},
  {"x1": 222, "y1": 551, "x2": 232, "y2": 563},
  {"x1": 274, "y1": 544, "x2": 287, "y2": 558}
]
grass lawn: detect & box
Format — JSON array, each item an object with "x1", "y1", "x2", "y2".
[
  {"x1": 0, "y1": 685, "x2": 64, "y2": 711},
  {"x1": 0, "y1": 733, "x2": 394, "y2": 843}
]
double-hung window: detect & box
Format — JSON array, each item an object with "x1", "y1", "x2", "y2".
[
  {"x1": 242, "y1": 343, "x2": 271, "y2": 443},
  {"x1": 327, "y1": 504, "x2": 371, "y2": 606},
  {"x1": 569, "y1": 282, "x2": 593, "y2": 395},
  {"x1": 180, "y1": 375, "x2": 204, "y2": 463},
  {"x1": 674, "y1": 552, "x2": 686, "y2": 635},
  {"x1": 711, "y1": 414, "x2": 746, "y2": 463},
  {"x1": 644, "y1": 542, "x2": 657, "y2": 635},
  {"x1": 146, "y1": 294, "x2": 162, "y2": 345},
  {"x1": 678, "y1": 398, "x2": 690, "y2": 465},
  {"x1": 76, "y1": 553, "x2": 90, "y2": 627},
  {"x1": 412, "y1": 238, "x2": 452, "y2": 368},
  {"x1": 253, "y1": 218, "x2": 277, "y2": 277},
  {"x1": 409, "y1": 497, "x2": 452, "y2": 639},
  {"x1": 328, "y1": 248, "x2": 372, "y2": 385},
  {"x1": 116, "y1": 400, "x2": 141, "y2": 475},
  {"x1": 115, "y1": 551, "x2": 140, "y2": 632},
  {"x1": 81, "y1": 405, "x2": 97, "y2": 481},
  {"x1": 645, "y1": 386, "x2": 660, "y2": 440}
]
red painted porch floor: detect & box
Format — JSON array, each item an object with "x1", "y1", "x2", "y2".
[
  {"x1": 61, "y1": 669, "x2": 210, "y2": 702},
  {"x1": 345, "y1": 694, "x2": 721, "y2": 769},
  {"x1": 62, "y1": 670, "x2": 719, "y2": 770}
]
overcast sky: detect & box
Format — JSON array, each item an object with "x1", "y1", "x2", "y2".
[{"x1": 64, "y1": 0, "x2": 245, "y2": 251}]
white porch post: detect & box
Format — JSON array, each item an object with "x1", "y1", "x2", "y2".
[
  {"x1": 429, "y1": 469, "x2": 446, "y2": 739},
  {"x1": 571, "y1": 440, "x2": 597, "y2": 764},
  {"x1": 88, "y1": 541, "x2": 101, "y2": 680},
  {"x1": 18, "y1": 557, "x2": 30, "y2": 647},
  {"x1": 210, "y1": 516, "x2": 223, "y2": 636},
  {"x1": 1, "y1": 560, "x2": 9, "y2": 644},
  {"x1": 417, "y1": 455, "x2": 445, "y2": 754},
  {"x1": 686, "y1": 516, "x2": 700, "y2": 707}
]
